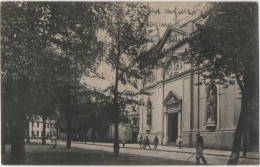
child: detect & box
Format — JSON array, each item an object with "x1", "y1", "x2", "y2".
[
  {"x1": 122, "y1": 139, "x2": 126, "y2": 148},
  {"x1": 178, "y1": 136, "x2": 182, "y2": 149}
]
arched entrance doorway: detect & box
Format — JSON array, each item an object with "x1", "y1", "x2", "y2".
[{"x1": 163, "y1": 91, "x2": 182, "y2": 145}]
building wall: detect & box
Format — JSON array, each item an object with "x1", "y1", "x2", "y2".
[
  {"x1": 108, "y1": 123, "x2": 133, "y2": 142},
  {"x1": 178, "y1": 72, "x2": 241, "y2": 149}
]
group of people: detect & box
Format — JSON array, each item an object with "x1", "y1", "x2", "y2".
[
  {"x1": 138, "y1": 136, "x2": 158, "y2": 150},
  {"x1": 137, "y1": 132, "x2": 207, "y2": 165}
]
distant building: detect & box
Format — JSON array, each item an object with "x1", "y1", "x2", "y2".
[
  {"x1": 107, "y1": 106, "x2": 140, "y2": 143},
  {"x1": 28, "y1": 116, "x2": 56, "y2": 139}
]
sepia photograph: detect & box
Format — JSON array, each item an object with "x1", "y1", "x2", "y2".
[{"x1": 1, "y1": 1, "x2": 259, "y2": 165}]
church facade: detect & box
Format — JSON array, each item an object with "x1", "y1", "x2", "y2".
[{"x1": 137, "y1": 21, "x2": 242, "y2": 149}]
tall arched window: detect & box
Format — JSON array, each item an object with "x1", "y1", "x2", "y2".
[
  {"x1": 164, "y1": 57, "x2": 183, "y2": 79},
  {"x1": 147, "y1": 97, "x2": 152, "y2": 127},
  {"x1": 206, "y1": 83, "x2": 217, "y2": 129},
  {"x1": 144, "y1": 72, "x2": 156, "y2": 87}
]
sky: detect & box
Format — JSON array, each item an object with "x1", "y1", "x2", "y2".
[{"x1": 82, "y1": 2, "x2": 206, "y2": 92}]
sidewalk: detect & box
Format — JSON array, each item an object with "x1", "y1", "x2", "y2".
[
  {"x1": 77, "y1": 142, "x2": 259, "y2": 165},
  {"x1": 34, "y1": 139, "x2": 259, "y2": 165},
  {"x1": 85, "y1": 142, "x2": 259, "y2": 159}
]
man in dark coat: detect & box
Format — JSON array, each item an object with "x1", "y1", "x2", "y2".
[
  {"x1": 154, "y1": 136, "x2": 159, "y2": 150},
  {"x1": 196, "y1": 132, "x2": 207, "y2": 165},
  {"x1": 145, "y1": 136, "x2": 151, "y2": 149}
]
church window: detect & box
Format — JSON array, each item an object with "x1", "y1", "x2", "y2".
[{"x1": 133, "y1": 117, "x2": 138, "y2": 125}]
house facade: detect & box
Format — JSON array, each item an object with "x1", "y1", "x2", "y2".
[{"x1": 28, "y1": 116, "x2": 56, "y2": 139}]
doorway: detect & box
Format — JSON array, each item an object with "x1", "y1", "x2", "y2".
[
  {"x1": 132, "y1": 132, "x2": 138, "y2": 143},
  {"x1": 168, "y1": 113, "x2": 178, "y2": 143}
]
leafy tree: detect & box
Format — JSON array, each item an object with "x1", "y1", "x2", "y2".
[
  {"x1": 103, "y1": 2, "x2": 150, "y2": 156},
  {"x1": 179, "y1": 2, "x2": 258, "y2": 164},
  {"x1": 46, "y1": 2, "x2": 106, "y2": 149},
  {"x1": 1, "y1": 2, "x2": 52, "y2": 164}
]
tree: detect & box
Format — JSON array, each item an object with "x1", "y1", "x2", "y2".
[
  {"x1": 179, "y1": 2, "x2": 258, "y2": 164},
  {"x1": 1, "y1": 2, "x2": 106, "y2": 162},
  {"x1": 44, "y1": 2, "x2": 106, "y2": 149},
  {"x1": 1, "y1": 2, "x2": 52, "y2": 163},
  {"x1": 103, "y1": 2, "x2": 150, "y2": 156}
]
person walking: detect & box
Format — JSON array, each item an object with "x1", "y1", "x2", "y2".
[
  {"x1": 145, "y1": 136, "x2": 151, "y2": 149},
  {"x1": 154, "y1": 136, "x2": 158, "y2": 150},
  {"x1": 139, "y1": 137, "x2": 143, "y2": 149},
  {"x1": 196, "y1": 132, "x2": 207, "y2": 165},
  {"x1": 178, "y1": 136, "x2": 182, "y2": 149}
]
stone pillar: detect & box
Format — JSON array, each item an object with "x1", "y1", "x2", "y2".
[
  {"x1": 178, "y1": 111, "x2": 182, "y2": 137},
  {"x1": 163, "y1": 109, "x2": 168, "y2": 145},
  {"x1": 139, "y1": 100, "x2": 143, "y2": 134}
]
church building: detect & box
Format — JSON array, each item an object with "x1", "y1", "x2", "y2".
[{"x1": 137, "y1": 21, "x2": 243, "y2": 150}]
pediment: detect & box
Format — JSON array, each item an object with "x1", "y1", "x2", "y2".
[
  {"x1": 158, "y1": 27, "x2": 188, "y2": 52},
  {"x1": 163, "y1": 90, "x2": 182, "y2": 105}
]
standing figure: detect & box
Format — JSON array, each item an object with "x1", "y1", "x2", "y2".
[
  {"x1": 207, "y1": 90, "x2": 217, "y2": 124},
  {"x1": 145, "y1": 136, "x2": 151, "y2": 149},
  {"x1": 53, "y1": 136, "x2": 57, "y2": 148},
  {"x1": 91, "y1": 131, "x2": 95, "y2": 144},
  {"x1": 154, "y1": 136, "x2": 158, "y2": 150},
  {"x1": 139, "y1": 137, "x2": 143, "y2": 149},
  {"x1": 142, "y1": 138, "x2": 146, "y2": 149},
  {"x1": 122, "y1": 139, "x2": 126, "y2": 148},
  {"x1": 178, "y1": 136, "x2": 182, "y2": 149},
  {"x1": 196, "y1": 132, "x2": 207, "y2": 165},
  {"x1": 147, "y1": 97, "x2": 152, "y2": 127}
]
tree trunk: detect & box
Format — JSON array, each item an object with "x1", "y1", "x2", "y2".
[
  {"x1": 65, "y1": 98, "x2": 72, "y2": 149},
  {"x1": 10, "y1": 109, "x2": 26, "y2": 164},
  {"x1": 1, "y1": 108, "x2": 6, "y2": 154},
  {"x1": 9, "y1": 78, "x2": 26, "y2": 164},
  {"x1": 26, "y1": 116, "x2": 31, "y2": 143},
  {"x1": 42, "y1": 117, "x2": 46, "y2": 145},
  {"x1": 113, "y1": 48, "x2": 120, "y2": 157},
  {"x1": 2, "y1": 81, "x2": 8, "y2": 154},
  {"x1": 227, "y1": 92, "x2": 248, "y2": 165},
  {"x1": 66, "y1": 108, "x2": 72, "y2": 149},
  {"x1": 1, "y1": 120, "x2": 6, "y2": 154}
]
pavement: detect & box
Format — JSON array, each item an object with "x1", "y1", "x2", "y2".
[{"x1": 32, "y1": 139, "x2": 259, "y2": 165}]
